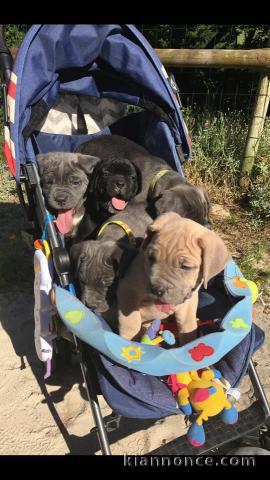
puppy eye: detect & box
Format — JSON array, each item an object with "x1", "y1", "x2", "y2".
[
  {"x1": 148, "y1": 252, "x2": 156, "y2": 263},
  {"x1": 104, "y1": 258, "x2": 113, "y2": 267},
  {"x1": 180, "y1": 265, "x2": 194, "y2": 271},
  {"x1": 69, "y1": 177, "x2": 81, "y2": 186}
]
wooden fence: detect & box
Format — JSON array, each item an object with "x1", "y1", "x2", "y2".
[{"x1": 154, "y1": 49, "x2": 270, "y2": 189}]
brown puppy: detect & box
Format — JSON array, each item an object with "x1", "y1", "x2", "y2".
[{"x1": 114, "y1": 212, "x2": 231, "y2": 345}]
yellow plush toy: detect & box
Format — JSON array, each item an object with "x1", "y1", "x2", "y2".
[{"x1": 167, "y1": 367, "x2": 238, "y2": 446}]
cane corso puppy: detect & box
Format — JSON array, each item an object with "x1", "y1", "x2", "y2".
[
  {"x1": 70, "y1": 203, "x2": 152, "y2": 313},
  {"x1": 75, "y1": 134, "x2": 167, "y2": 202},
  {"x1": 114, "y1": 212, "x2": 231, "y2": 345},
  {"x1": 36, "y1": 152, "x2": 100, "y2": 237},
  {"x1": 75, "y1": 135, "x2": 211, "y2": 232},
  {"x1": 75, "y1": 155, "x2": 141, "y2": 241},
  {"x1": 148, "y1": 171, "x2": 211, "y2": 227}
]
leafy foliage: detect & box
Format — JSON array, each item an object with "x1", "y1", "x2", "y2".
[
  {"x1": 4, "y1": 24, "x2": 27, "y2": 49},
  {"x1": 138, "y1": 24, "x2": 270, "y2": 49}
]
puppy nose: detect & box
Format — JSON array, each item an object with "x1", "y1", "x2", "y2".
[
  {"x1": 115, "y1": 180, "x2": 125, "y2": 188},
  {"x1": 55, "y1": 194, "x2": 68, "y2": 205},
  {"x1": 150, "y1": 284, "x2": 165, "y2": 297}
]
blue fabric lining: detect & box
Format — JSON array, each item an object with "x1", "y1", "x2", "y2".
[
  {"x1": 32, "y1": 110, "x2": 183, "y2": 175},
  {"x1": 11, "y1": 24, "x2": 191, "y2": 179}
]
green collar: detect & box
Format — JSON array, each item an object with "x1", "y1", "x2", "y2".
[
  {"x1": 97, "y1": 220, "x2": 137, "y2": 248},
  {"x1": 149, "y1": 169, "x2": 171, "y2": 195}
]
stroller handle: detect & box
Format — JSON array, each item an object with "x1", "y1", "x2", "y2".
[{"x1": 0, "y1": 25, "x2": 13, "y2": 84}]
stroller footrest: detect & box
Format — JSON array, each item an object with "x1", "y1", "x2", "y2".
[{"x1": 149, "y1": 401, "x2": 267, "y2": 455}]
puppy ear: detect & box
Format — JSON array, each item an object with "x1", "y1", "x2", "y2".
[
  {"x1": 132, "y1": 162, "x2": 142, "y2": 194},
  {"x1": 88, "y1": 160, "x2": 102, "y2": 194},
  {"x1": 197, "y1": 186, "x2": 211, "y2": 221},
  {"x1": 141, "y1": 229, "x2": 156, "y2": 251},
  {"x1": 199, "y1": 230, "x2": 231, "y2": 289},
  {"x1": 36, "y1": 153, "x2": 49, "y2": 175},
  {"x1": 70, "y1": 241, "x2": 88, "y2": 277},
  {"x1": 76, "y1": 154, "x2": 101, "y2": 176},
  {"x1": 112, "y1": 243, "x2": 138, "y2": 277},
  {"x1": 153, "y1": 191, "x2": 185, "y2": 217}
]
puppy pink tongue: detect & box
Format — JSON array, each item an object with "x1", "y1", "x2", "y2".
[
  {"x1": 155, "y1": 300, "x2": 174, "y2": 313},
  {"x1": 111, "y1": 197, "x2": 127, "y2": 210},
  {"x1": 55, "y1": 209, "x2": 73, "y2": 235}
]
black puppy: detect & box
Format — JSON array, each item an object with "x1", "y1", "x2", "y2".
[
  {"x1": 75, "y1": 156, "x2": 141, "y2": 241},
  {"x1": 75, "y1": 135, "x2": 210, "y2": 239}
]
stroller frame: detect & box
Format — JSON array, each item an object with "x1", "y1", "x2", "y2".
[{"x1": 1, "y1": 25, "x2": 270, "y2": 456}]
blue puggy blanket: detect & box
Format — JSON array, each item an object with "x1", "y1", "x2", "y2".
[{"x1": 53, "y1": 260, "x2": 265, "y2": 420}]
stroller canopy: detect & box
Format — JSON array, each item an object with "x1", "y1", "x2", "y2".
[{"x1": 6, "y1": 24, "x2": 191, "y2": 179}]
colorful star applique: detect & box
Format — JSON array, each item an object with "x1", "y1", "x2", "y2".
[
  {"x1": 120, "y1": 345, "x2": 145, "y2": 363},
  {"x1": 230, "y1": 317, "x2": 249, "y2": 330}
]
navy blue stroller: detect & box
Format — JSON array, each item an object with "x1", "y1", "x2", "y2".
[{"x1": 1, "y1": 24, "x2": 270, "y2": 455}]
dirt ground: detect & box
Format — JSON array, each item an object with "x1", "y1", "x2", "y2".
[{"x1": 1, "y1": 202, "x2": 270, "y2": 455}]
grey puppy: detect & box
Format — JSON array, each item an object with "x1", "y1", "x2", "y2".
[
  {"x1": 36, "y1": 152, "x2": 100, "y2": 237},
  {"x1": 76, "y1": 135, "x2": 210, "y2": 226},
  {"x1": 70, "y1": 203, "x2": 152, "y2": 313},
  {"x1": 148, "y1": 170, "x2": 211, "y2": 227}
]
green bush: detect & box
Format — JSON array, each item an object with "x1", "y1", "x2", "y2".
[{"x1": 4, "y1": 24, "x2": 27, "y2": 49}]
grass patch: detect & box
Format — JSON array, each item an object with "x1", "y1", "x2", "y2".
[
  {"x1": 183, "y1": 108, "x2": 270, "y2": 224},
  {"x1": 183, "y1": 108, "x2": 247, "y2": 188},
  {"x1": 239, "y1": 239, "x2": 269, "y2": 280},
  {"x1": 210, "y1": 206, "x2": 270, "y2": 297}
]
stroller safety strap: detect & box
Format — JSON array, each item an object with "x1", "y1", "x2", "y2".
[{"x1": 55, "y1": 259, "x2": 254, "y2": 377}]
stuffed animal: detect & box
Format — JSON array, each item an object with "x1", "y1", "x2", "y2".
[
  {"x1": 167, "y1": 367, "x2": 238, "y2": 447},
  {"x1": 141, "y1": 319, "x2": 176, "y2": 346}
]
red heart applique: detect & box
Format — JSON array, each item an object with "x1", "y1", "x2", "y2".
[{"x1": 188, "y1": 343, "x2": 214, "y2": 362}]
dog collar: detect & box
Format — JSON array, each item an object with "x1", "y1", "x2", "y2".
[
  {"x1": 149, "y1": 169, "x2": 171, "y2": 195},
  {"x1": 97, "y1": 220, "x2": 137, "y2": 248}
]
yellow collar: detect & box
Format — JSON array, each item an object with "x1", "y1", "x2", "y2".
[
  {"x1": 149, "y1": 169, "x2": 171, "y2": 194},
  {"x1": 97, "y1": 220, "x2": 137, "y2": 248}
]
